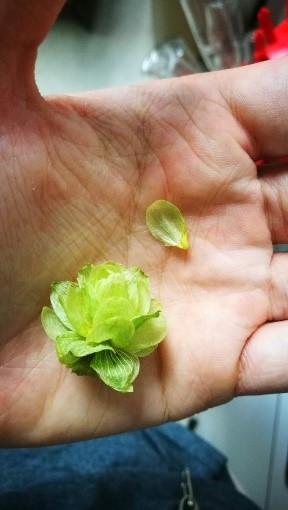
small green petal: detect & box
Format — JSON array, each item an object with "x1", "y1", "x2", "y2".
[
  {"x1": 60, "y1": 283, "x2": 92, "y2": 337},
  {"x1": 95, "y1": 273, "x2": 129, "y2": 303},
  {"x1": 71, "y1": 358, "x2": 96, "y2": 377},
  {"x1": 90, "y1": 348, "x2": 140, "y2": 392},
  {"x1": 51, "y1": 281, "x2": 75, "y2": 330},
  {"x1": 41, "y1": 306, "x2": 69, "y2": 341},
  {"x1": 92, "y1": 297, "x2": 135, "y2": 323},
  {"x1": 78, "y1": 262, "x2": 124, "y2": 301},
  {"x1": 124, "y1": 267, "x2": 151, "y2": 316},
  {"x1": 146, "y1": 199, "x2": 189, "y2": 249},
  {"x1": 133, "y1": 303, "x2": 160, "y2": 329},
  {"x1": 54, "y1": 331, "x2": 81, "y2": 366},
  {"x1": 127, "y1": 302, "x2": 167, "y2": 357},
  {"x1": 87, "y1": 317, "x2": 135, "y2": 349},
  {"x1": 55, "y1": 348, "x2": 79, "y2": 367},
  {"x1": 56, "y1": 332, "x2": 114, "y2": 358}
]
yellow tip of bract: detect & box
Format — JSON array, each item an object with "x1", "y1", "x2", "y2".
[
  {"x1": 180, "y1": 231, "x2": 189, "y2": 250},
  {"x1": 146, "y1": 199, "x2": 189, "y2": 250}
]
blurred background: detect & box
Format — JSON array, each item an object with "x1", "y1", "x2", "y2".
[
  {"x1": 36, "y1": 0, "x2": 152, "y2": 93},
  {"x1": 36, "y1": 0, "x2": 286, "y2": 93},
  {"x1": 35, "y1": 2, "x2": 288, "y2": 509}
]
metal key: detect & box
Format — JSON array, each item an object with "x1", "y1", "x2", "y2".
[{"x1": 179, "y1": 467, "x2": 200, "y2": 510}]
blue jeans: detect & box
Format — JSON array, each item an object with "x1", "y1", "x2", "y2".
[{"x1": 0, "y1": 422, "x2": 260, "y2": 509}]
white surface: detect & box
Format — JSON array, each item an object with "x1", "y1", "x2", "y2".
[
  {"x1": 195, "y1": 395, "x2": 278, "y2": 509},
  {"x1": 36, "y1": 0, "x2": 152, "y2": 95},
  {"x1": 266, "y1": 394, "x2": 288, "y2": 510}
]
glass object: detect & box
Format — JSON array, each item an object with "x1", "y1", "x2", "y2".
[
  {"x1": 142, "y1": 38, "x2": 203, "y2": 78},
  {"x1": 180, "y1": 0, "x2": 244, "y2": 70}
]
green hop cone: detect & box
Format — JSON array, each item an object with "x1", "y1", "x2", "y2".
[{"x1": 41, "y1": 262, "x2": 167, "y2": 392}]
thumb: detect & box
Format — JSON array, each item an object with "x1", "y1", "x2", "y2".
[
  {"x1": 0, "y1": 0, "x2": 65, "y2": 49},
  {"x1": 0, "y1": 0, "x2": 66, "y2": 100}
]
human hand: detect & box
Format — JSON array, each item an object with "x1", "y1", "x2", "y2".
[{"x1": 1, "y1": 0, "x2": 288, "y2": 445}]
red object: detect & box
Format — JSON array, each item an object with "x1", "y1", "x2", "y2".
[{"x1": 253, "y1": 1, "x2": 288, "y2": 63}]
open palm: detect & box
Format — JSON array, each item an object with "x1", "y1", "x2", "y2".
[{"x1": 1, "y1": 1, "x2": 288, "y2": 445}]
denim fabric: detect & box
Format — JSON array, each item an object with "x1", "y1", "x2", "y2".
[{"x1": 0, "y1": 422, "x2": 260, "y2": 509}]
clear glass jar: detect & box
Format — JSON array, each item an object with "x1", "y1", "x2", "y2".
[{"x1": 180, "y1": 0, "x2": 244, "y2": 70}]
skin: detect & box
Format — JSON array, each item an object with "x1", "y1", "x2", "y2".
[{"x1": 0, "y1": 0, "x2": 288, "y2": 446}]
